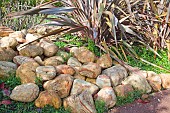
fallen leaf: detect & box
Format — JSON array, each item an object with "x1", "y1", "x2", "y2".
[
  {"x1": 0, "y1": 83, "x2": 5, "y2": 90},
  {"x1": 2, "y1": 88, "x2": 11, "y2": 96}
]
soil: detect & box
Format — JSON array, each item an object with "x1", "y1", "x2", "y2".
[{"x1": 109, "y1": 90, "x2": 170, "y2": 113}]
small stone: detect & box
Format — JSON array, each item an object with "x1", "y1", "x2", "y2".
[
  {"x1": 9, "y1": 31, "x2": 26, "y2": 43},
  {"x1": 43, "y1": 74, "x2": 74, "y2": 98},
  {"x1": 95, "y1": 87, "x2": 117, "y2": 108},
  {"x1": 146, "y1": 71, "x2": 162, "y2": 91},
  {"x1": 13, "y1": 55, "x2": 35, "y2": 65},
  {"x1": 159, "y1": 73, "x2": 170, "y2": 89},
  {"x1": 70, "y1": 47, "x2": 79, "y2": 57},
  {"x1": 55, "y1": 65, "x2": 75, "y2": 76},
  {"x1": 35, "y1": 90, "x2": 61, "y2": 109},
  {"x1": 96, "y1": 74, "x2": 111, "y2": 88},
  {"x1": 114, "y1": 84, "x2": 134, "y2": 97},
  {"x1": 67, "y1": 57, "x2": 82, "y2": 67},
  {"x1": 39, "y1": 39, "x2": 58, "y2": 57},
  {"x1": 0, "y1": 61, "x2": 17, "y2": 78},
  {"x1": 44, "y1": 56, "x2": 64, "y2": 66},
  {"x1": 19, "y1": 45, "x2": 43, "y2": 58},
  {"x1": 36, "y1": 66, "x2": 56, "y2": 81},
  {"x1": 37, "y1": 27, "x2": 47, "y2": 35},
  {"x1": 34, "y1": 56, "x2": 44, "y2": 65},
  {"x1": 71, "y1": 79, "x2": 99, "y2": 95},
  {"x1": 10, "y1": 83, "x2": 39, "y2": 102},
  {"x1": 0, "y1": 37, "x2": 18, "y2": 48},
  {"x1": 96, "y1": 54, "x2": 112, "y2": 68},
  {"x1": 25, "y1": 33, "x2": 38, "y2": 43},
  {"x1": 0, "y1": 47, "x2": 17, "y2": 61},
  {"x1": 79, "y1": 62, "x2": 101, "y2": 78},
  {"x1": 86, "y1": 78, "x2": 96, "y2": 84},
  {"x1": 16, "y1": 61, "x2": 40, "y2": 83},
  {"x1": 64, "y1": 90, "x2": 97, "y2": 113},
  {"x1": 102, "y1": 65, "x2": 128, "y2": 86}
]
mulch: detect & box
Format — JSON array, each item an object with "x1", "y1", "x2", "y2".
[{"x1": 109, "y1": 90, "x2": 170, "y2": 113}]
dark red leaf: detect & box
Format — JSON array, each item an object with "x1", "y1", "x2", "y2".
[
  {"x1": 0, "y1": 82, "x2": 5, "y2": 90},
  {"x1": 0, "y1": 100, "x2": 12, "y2": 105},
  {"x1": 137, "y1": 99, "x2": 150, "y2": 104}
]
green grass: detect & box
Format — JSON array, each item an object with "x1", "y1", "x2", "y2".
[
  {"x1": 116, "y1": 90, "x2": 142, "y2": 106},
  {"x1": 95, "y1": 100, "x2": 108, "y2": 113},
  {"x1": 127, "y1": 46, "x2": 170, "y2": 73}
]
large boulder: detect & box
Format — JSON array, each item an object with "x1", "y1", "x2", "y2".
[
  {"x1": 159, "y1": 73, "x2": 170, "y2": 89},
  {"x1": 0, "y1": 37, "x2": 18, "y2": 48},
  {"x1": 96, "y1": 54, "x2": 112, "y2": 68},
  {"x1": 71, "y1": 47, "x2": 96, "y2": 63},
  {"x1": 0, "y1": 47, "x2": 17, "y2": 61},
  {"x1": 39, "y1": 39, "x2": 58, "y2": 57},
  {"x1": 13, "y1": 55, "x2": 35, "y2": 65},
  {"x1": 102, "y1": 65, "x2": 128, "y2": 86},
  {"x1": 55, "y1": 65, "x2": 75, "y2": 76},
  {"x1": 0, "y1": 61, "x2": 17, "y2": 78},
  {"x1": 79, "y1": 62, "x2": 101, "y2": 78},
  {"x1": 16, "y1": 61, "x2": 40, "y2": 83},
  {"x1": 146, "y1": 71, "x2": 162, "y2": 91},
  {"x1": 95, "y1": 87, "x2": 117, "y2": 108},
  {"x1": 10, "y1": 83, "x2": 39, "y2": 102},
  {"x1": 114, "y1": 84, "x2": 134, "y2": 97},
  {"x1": 36, "y1": 66, "x2": 56, "y2": 81},
  {"x1": 71, "y1": 79, "x2": 99, "y2": 95},
  {"x1": 19, "y1": 45, "x2": 43, "y2": 58},
  {"x1": 96, "y1": 74, "x2": 111, "y2": 88},
  {"x1": 44, "y1": 56, "x2": 64, "y2": 66},
  {"x1": 35, "y1": 90, "x2": 62, "y2": 109},
  {"x1": 64, "y1": 90, "x2": 97, "y2": 113},
  {"x1": 122, "y1": 74, "x2": 152, "y2": 93},
  {"x1": 43, "y1": 74, "x2": 74, "y2": 98}
]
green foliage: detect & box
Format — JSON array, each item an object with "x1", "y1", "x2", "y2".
[
  {"x1": 95, "y1": 100, "x2": 108, "y2": 113},
  {"x1": 1, "y1": 73, "x2": 21, "y2": 90},
  {"x1": 127, "y1": 46, "x2": 170, "y2": 73},
  {"x1": 87, "y1": 39, "x2": 101, "y2": 56},
  {"x1": 116, "y1": 90, "x2": 142, "y2": 106}
]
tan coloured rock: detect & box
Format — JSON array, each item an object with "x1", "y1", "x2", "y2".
[
  {"x1": 64, "y1": 90, "x2": 97, "y2": 113},
  {"x1": 0, "y1": 61, "x2": 17, "y2": 78},
  {"x1": 67, "y1": 57, "x2": 82, "y2": 67},
  {"x1": 19, "y1": 45, "x2": 43, "y2": 57},
  {"x1": 36, "y1": 66, "x2": 56, "y2": 81},
  {"x1": 13, "y1": 55, "x2": 35, "y2": 65},
  {"x1": 122, "y1": 74, "x2": 152, "y2": 93},
  {"x1": 96, "y1": 54, "x2": 112, "y2": 68},
  {"x1": 0, "y1": 37, "x2": 18, "y2": 48},
  {"x1": 55, "y1": 64, "x2": 75, "y2": 76},
  {"x1": 114, "y1": 84, "x2": 134, "y2": 97},
  {"x1": 43, "y1": 74, "x2": 74, "y2": 98},
  {"x1": 10, "y1": 83, "x2": 39, "y2": 102},
  {"x1": 95, "y1": 87, "x2": 117, "y2": 108},
  {"x1": 79, "y1": 62, "x2": 101, "y2": 78},
  {"x1": 102, "y1": 65, "x2": 128, "y2": 86},
  {"x1": 86, "y1": 78, "x2": 96, "y2": 84},
  {"x1": 73, "y1": 47, "x2": 96, "y2": 63},
  {"x1": 96, "y1": 74, "x2": 111, "y2": 88},
  {"x1": 57, "y1": 50, "x2": 70, "y2": 61},
  {"x1": 25, "y1": 33, "x2": 38, "y2": 43},
  {"x1": 39, "y1": 39, "x2": 58, "y2": 57},
  {"x1": 35, "y1": 90, "x2": 62, "y2": 109},
  {"x1": 34, "y1": 56, "x2": 44, "y2": 65},
  {"x1": 16, "y1": 61, "x2": 40, "y2": 83},
  {"x1": 44, "y1": 56, "x2": 64, "y2": 66},
  {"x1": 37, "y1": 26, "x2": 47, "y2": 35},
  {"x1": 71, "y1": 79, "x2": 99, "y2": 95},
  {"x1": 146, "y1": 71, "x2": 162, "y2": 91},
  {"x1": 0, "y1": 47, "x2": 17, "y2": 61},
  {"x1": 9, "y1": 31, "x2": 26, "y2": 43},
  {"x1": 159, "y1": 73, "x2": 170, "y2": 89},
  {"x1": 70, "y1": 47, "x2": 79, "y2": 57}
]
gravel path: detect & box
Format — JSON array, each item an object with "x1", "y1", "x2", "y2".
[{"x1": 109, "y1": 90, "x2": 170, "y2": 113}]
